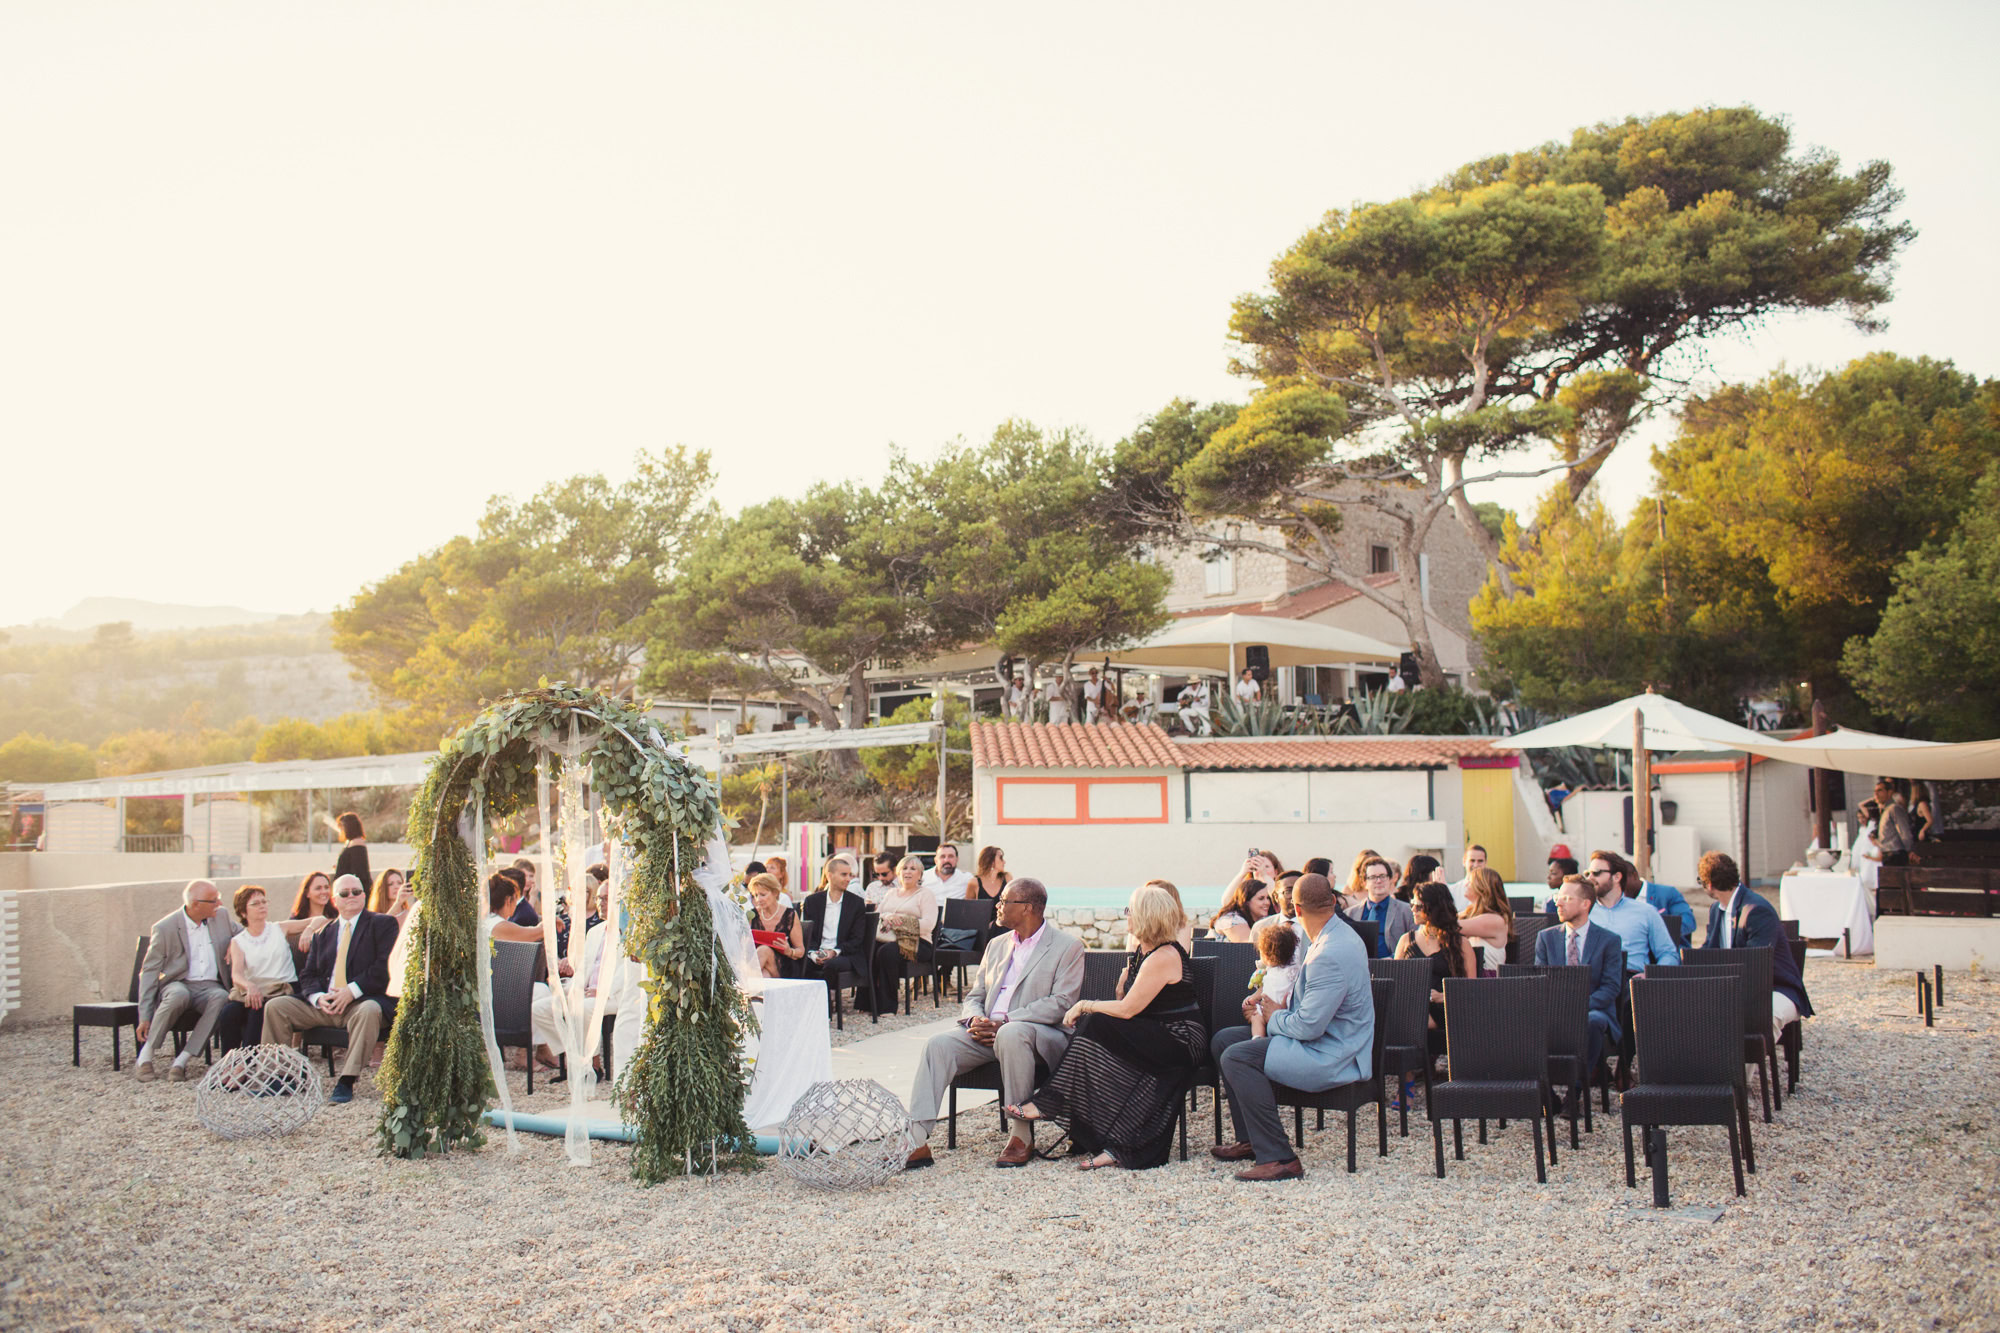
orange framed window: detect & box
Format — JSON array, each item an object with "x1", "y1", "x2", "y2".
[{"x1": 994, "y1": 776, "x2": 1169, "y2": 825}]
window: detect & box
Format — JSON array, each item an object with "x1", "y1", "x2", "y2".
[
  {"x1": 1369, "y1": 544, "x2": 1396, "y2": 575},
  {"x1": 1203, "y1": 549, "x2": 1236, "y2": 596}
]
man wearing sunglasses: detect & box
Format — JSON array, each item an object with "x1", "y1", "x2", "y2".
[{"x1": 260, "y1": 873, "x2": 401, "y2": 1103}]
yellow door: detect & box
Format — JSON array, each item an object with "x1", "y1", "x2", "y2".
[{"x1": 1460, "y1": 765, "x2": 1518, "y2": 881}]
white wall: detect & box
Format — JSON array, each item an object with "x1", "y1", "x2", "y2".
[{"x1": 1656, "y1": 763, "x2": 1811, "y2": 886}]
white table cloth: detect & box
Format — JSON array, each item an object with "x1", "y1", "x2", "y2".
[
  {"x1": 1780, "y1": 871, "x2": 1873, "y2": 957},
  {"x1": 741, "y1": 977, "x2": 833, "y2": 1129}
]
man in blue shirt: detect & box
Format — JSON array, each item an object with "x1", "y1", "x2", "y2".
[
  {"x1": 1587, "y1": 850, "x2": 1679, "y2": 974},
  {"x1": 1628, "y1": 865, "x2": 1697, "y2": 946}
]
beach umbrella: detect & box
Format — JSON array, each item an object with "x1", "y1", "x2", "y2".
[{"x1": 1101, "y1": 612, "x2": 1402, "y2": 677}]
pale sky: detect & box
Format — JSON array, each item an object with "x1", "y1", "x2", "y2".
[{"x1": 4, "y1": 1, "x2": 1996, "y2": 626}]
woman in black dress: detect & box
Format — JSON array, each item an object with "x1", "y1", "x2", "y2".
[
  {"x1": 1008, "y1": 884, "x2": 1206, "y2": 1170},
  {"x1": 333, "y1": 812, "x2": 371, "y2": 899},
  {"x1": 747, "y1": 873, "x2": 805, "y2": 978},
  {"x1": 970, "y1": 846, "x2": 1009, "y2": 901},
  {"x1": 1395, "y1": 881, "x2": 1479, "y2": 1055}
]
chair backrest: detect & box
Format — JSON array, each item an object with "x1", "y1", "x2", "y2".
[
  {"x1": 1780, "y1": 918, "x2": 1801, "y2": 940},
  {"x1": 1347, "y1": 917, "x2": 1381, "y2": 959},
  {"x1": 491, "y1": 939, "x2": 542, "y2": 1039},
  {"x1": 1366, "y1": 976, "x2": 1393, "y2": 1078},
  {"x1": 1507, "y1": 917, "x2": 1551, "y2": 966},
  {"x1": 129, "y1": 933, "x2": 149, "y2": 1003},
  {"x1": 1497, "y1": 963, "x2": 1590, "y2": 1061},
  {"x1": 1664, "y1": 915, "x2": 1686, "y2": 950},
  {"x1": 1508, "y1": 896, "x2": 1539, "y2": 916},
  {"x1": 1441, "y1": 975, "x2": 1548, "y2": 1082},
  {"x1": 1367, "y1": 957, "x2": 1434, "y2": 1052},
  {"x1": 1680, "y1": 945, "x2": 1773, "y2": 1037},
  {"x1": 1204, "y1": 942, "x2": 1260, "y2": 1035},
  {"x1": 1789, "y1": 938, "x2": 1807, "y2": 977},
  {"x1": 1630, "y1": 975, "x2": 1742, "y2": 1086},
  {"x1": 940, "y1": 897, "x2": 998, "y2": 933},
  {"x1": 1188, "y1": 955, "x2": 1217, "y2": 1032},
  {"x1": 1081, "y1": 950, "x2": 1129, "y2": 1002}
]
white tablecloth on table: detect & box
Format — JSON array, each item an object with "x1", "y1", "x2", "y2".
[
  {"x1": 741, "y1": 977, "x2": 833, "y2": 1129},
  {"x1": 1780, "y1": 871, "x2": 1873, "y2": 957}
]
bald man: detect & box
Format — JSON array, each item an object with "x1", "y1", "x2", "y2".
[{"x1": 135, "y1": 879, "x2": 240, "y2": 1082}]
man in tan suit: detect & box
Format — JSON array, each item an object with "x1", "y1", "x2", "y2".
[
  {"x1": 135, "y1": 880, "x2": 238, "y2": 1082},
  {"x1": 905, "y1": 877, "x2": 1085, "y2": 1169}
]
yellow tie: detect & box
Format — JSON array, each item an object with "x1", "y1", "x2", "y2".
[{"x1": 332, "y1": 921, "x2": 351, "y2": 992}]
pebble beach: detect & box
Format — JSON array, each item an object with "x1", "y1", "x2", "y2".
[{"x1": 2, "y1": 957, "x2": 1994, "y2": 1332}]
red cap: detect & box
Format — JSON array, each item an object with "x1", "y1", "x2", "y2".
[{"x1": 1548, "y1": 843, "x2": 1572, "y2": 861}]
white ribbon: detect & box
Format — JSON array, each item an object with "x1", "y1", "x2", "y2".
[{"x1": 468, "y1": 796, "x2": 519, "y2": 1152}]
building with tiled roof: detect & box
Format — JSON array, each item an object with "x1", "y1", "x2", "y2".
[{"x1": 969, "y1": 722, "x2": 1180, "y2": 770}]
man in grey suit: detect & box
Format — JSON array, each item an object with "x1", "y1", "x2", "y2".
[
  {"x1": 1345, "y1": 855, "x2": 1415, "y2": 958},
  {"x1": 905, "y1": 877, "x2": 1084, "y2": 1170},
  {"x1": 135, "y1": 879, "x2": 238, "y2": 1082},
  {"x1": 1210, "y1": 873, "x2": 1373, "y2": 1181}
]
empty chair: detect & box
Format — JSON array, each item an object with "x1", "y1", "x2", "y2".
[
  {"x1": 491, "y1": 939, "x2": 545, "y2": 1092},
  {"x1": 1189, "y1": 941, "x2": 1258, "y2": 1143},
  {"x1": 1368, "y1": 957, "x2": 1436, "y2": 1138},
  {"x1": 1623, "y1": 975, "x2": 1749, "y2": 1205},
  {"x1": 1498, "y1": 963, "x2": 1595, "y2": 1146},
  {"x1": 1508, "y1": 896, "x2": 1539, "y2": 916},
  {"x1": 932, "y1": 898, "x2": 998, "y2": 1005},
  {"x1": 1680, "y1": 946, "x2": 1781, "y2": 1120},
  {"x1": 74, "y1": 935, "x2": 148, "y2": 1071},
  {"x1": 1429, "y1": 975, "x2": 1555, "y2": 1183},
  {"x1": 1272, "y1": 977, "x2": 1392, "y2": 1172}
]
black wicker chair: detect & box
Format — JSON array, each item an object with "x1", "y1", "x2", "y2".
[
  {"x1": 951, "y1": 947, "x2": 1129, "y2": 1149},
  {"x1": 1623, "y1": 974, "x2": 1748, "y2": 1205},
  {"x1": 931, "y1": 898, "x2": 999, "y2": 1006},
  {"x1": 1346, "y1": 918, "x2": 1381, "y2": 959},
  {"x1": 814, "y1": 909, "x2": 879, "y2": 1030},
  {"x1": 1189, "y1": 941, "x2": 1258, "y2": 1144},
  {"x1": 1272, "y1": 977, "x2": 1392, "y2": 1172},
  {"x1": 492, "y1": 939, "x2": 544, "y2": 1093},
  {"x1": 1368, "y1": 956, "x2": 1436, "y2": 1138},
  {"x1": 1507, "y1": 918, "x2": 1553, "y2": 966},
  {"x1": 1680, "y1": 946, "x2": 1780, "y2": 1120},
  {"x1": 73, "y1": 935, "x2": 147, "y2": 1070},
  {"x1": 1508, "y1": 896, "x2": 1539, "y2": 916},
  {"x1": 1664, "y1": 915, "x2": 1686, "y2": 951},
  {"x1": 1429, "y1": 975, "x2": 1555, "y2": 1182},
  {"x1": 1780, "y1": 938, "x2": 1807, "y2": 1093},
  {"x1": 1498, "y1": 963, "x2": 1595, "y2": 1146}
]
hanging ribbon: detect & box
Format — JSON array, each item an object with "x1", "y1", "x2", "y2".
[{"x1": 470, "y1": 794, "x2": 519, "y2": 1152}]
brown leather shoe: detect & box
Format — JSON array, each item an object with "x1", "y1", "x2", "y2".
[
  {"x1": 904, "y1": 1144, "x2": 934, "y2": 1171},
  {"x1": 995, "y1": 1136, "x2": 1032, "y2": 1168},
  {"x1": 167, "y1": 1064, "x2": 187, "y2": 1083},
  {"x1": 1234, "y1": 1158, "x2": 1304, "y2": 1182},
  {"x1": 134, "y1": 1061, "x2": 158, "y2": 1083},
  {"x1": 1209, "y1": 1141, "x2": 1256, "y2": 1162}
]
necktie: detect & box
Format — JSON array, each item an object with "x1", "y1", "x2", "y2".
[
  {"x1": 1567, "y1": 929, "x2": 1580, "y2": 966},
  {"x1": 332, "y1": 921, "x2": 352, "y2": 991}
]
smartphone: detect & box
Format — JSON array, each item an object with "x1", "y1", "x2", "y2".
[{"x1": 1248, "y1": 846, "x2": 1260, "y2": 860}]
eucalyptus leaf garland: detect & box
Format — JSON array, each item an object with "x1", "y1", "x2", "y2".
[{"x1": 376, "y1": 683, "x2": 755, "y2": 1182}]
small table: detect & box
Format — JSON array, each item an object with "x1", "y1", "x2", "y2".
[
  {"x1": 742, "y1": 977, "x2": 833, "y2": 1130},
  {"x1": 1779, "y1": 871, "x2": 1873, "y2": 956}
]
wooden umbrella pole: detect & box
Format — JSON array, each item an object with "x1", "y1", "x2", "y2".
[
  {"x1": 1739, "y1": 754, "x2": 1753, "y2": 888},
  {"x1": 1632, "y1": 708, "x2": 1652, "y2": 879}
]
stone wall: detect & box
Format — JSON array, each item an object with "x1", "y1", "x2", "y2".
[{"x1": 1048, "y1": 904, "x2": 1217, "y2": 952}]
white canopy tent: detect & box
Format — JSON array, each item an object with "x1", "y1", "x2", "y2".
[
  {"x1": 1102, "y1": 612, "x2": 1402, "y2": 677},
  {"x1": 1731, "y1": 728, "x2": 2000, "y2": 782}
]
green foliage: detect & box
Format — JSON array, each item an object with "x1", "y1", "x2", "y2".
[
  {"x1": 0, "y1": 734, "x2": 95, "y2": 782},
  {"x1": 1843, "y1": 462, "x2": 2000, "y2": 739},
  {"x1": 1396, "y1": 686, "x2": 1503, "y2": 736},
  {"x1": 377, "y1": 683, "x2": 753, "y2": 1183},
  {"x1": 252, "y1": 710, "x2": 421, "y2": 762},
  {"x1": 1213, "y1": 695, "x2": 1303, "y2": 737},
  {"x1": 336, "y1": 448, "x2": 719, "y2": 737},
  {"x1": 861, "y1": 695, "x2": 966, "y2": 792}
]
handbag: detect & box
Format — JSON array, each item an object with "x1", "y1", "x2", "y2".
[{"x1": 937, "y1": 926, "x2": 981, "y2": 953}]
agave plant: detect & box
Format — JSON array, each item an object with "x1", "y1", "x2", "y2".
[{"x1": 1213, "y1": 695, "x2": 1302, "y2": 737}]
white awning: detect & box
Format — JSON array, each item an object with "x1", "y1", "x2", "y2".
[
  {"x1": 1492, "y1": 692, "x2": 1771, "y2": 755},
  {"x1": 1102, "y1": 613, "x2": 1402, "y2": 675},
  {"x1": 39, "y1": 752, "x2": 437, "y2": 801},
  {"x1": 1732, "y1": 728, "x2": 2000, "y2": 781}
]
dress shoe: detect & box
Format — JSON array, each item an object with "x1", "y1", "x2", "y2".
[
  {"x1": 1210, "y1": 1141, "x2": 1256, "y2": 1162},
  {"x1": 329, "y1": 1082, "x2": 355, "y2": 1105},
  {"x1": 134, "y1": 1060, "x2": 158, "y2": 1082},
  {"x1": 904, "y1": 1145, "x2": 935, "y2": 1171},
  {"x1": 1234, "y1": 1158, "x2": 1305, "y2": 1183},
  {"x1": 167, "y1": 1064, "x2": 187, "y2": 1083},
  {"x1": 995, "y1": 1136, "x2": 1032, "y2": 1168}
]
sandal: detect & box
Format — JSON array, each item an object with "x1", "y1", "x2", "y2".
[
  {"x1": 1004, "y1": 1103, "x2": 1045, "y2": 1124},
  {"x1": 1076, "y1": 1152, "x2": 1120, "y2": 1171}
]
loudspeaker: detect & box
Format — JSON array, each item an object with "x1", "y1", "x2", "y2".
[
  {"x1": 1244, "y1": 645, "x2": 1270, "y2": 682},
  {"x1": 1397, "y1": 652, "x2": 1422, "y2": 686}
]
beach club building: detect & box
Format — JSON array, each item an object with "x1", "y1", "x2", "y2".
[{"x1": 969, "y1": 723, "x2": 1549, "y2": 902}]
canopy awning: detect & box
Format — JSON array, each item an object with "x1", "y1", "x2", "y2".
[
  {"x1": 38, "y1": 751, "x2": 437, "y2": 801},
  {"x1": 1102, "y1": 613, "x2": 1402, "y2": 676},
  {"x1": 1733, "y1": 728, "x2": 2000, "y2": 782},
  {"x1": 1492, "y1": 692, "x2": 1771, "y2": 755}
]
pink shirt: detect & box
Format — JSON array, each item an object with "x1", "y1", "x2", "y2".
[{"x1": 989, "y1": 922, "x2": 1048, "y2": 1022}]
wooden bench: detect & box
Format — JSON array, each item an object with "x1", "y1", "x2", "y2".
[{"x1": 1877, "y1": 865, "x2": 2000, "y2": 917}]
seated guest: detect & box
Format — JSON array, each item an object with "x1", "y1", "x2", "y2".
[
  {"x1": 1447, "y1": 843, "x2": 1488, "y2": 912},
  {"x1": 1395, "y1": 854, "x2": 1442, "y2": 904},
  {"x1": 1118, "y1": 879, "x2": 1194, "y2": 998},
  {"x1": 134, "y1": 880, "x2": 239, "y2": 1082},
  {"x1": 1346, "y1": 855, "x2": 1415, "y2": 958},
  {"x1": 532, "y1": 902, "x2": 626, "y2": 1082},
  {"x1": 1394, "y1": 882, "x2": 1480, "y2": 1043},
  {"x1": 748, "y1": 873, "x2": 805, "y2": 978},
  {"x1": 258, "y1": 874, "x2": 399, "y2": 1104},
  {"x1": 1209, "y1": 874, "x2": 1373, "y2": 1182},
  {"x1": 862, "y1": 854, "x2": 896, "y2": 905},
  {"x1": 1006, "y1": 884, "x2": 1207, "y2": 1171},
  {"x1": 802, "y1": 854, "x2": 872, "y2": 985},
  {"x1": 1587, "y1": 850, "x2": 1679, "y2": 973},
  {"x1": 1616, "y1": 858, "x2": 1697, "y2": 943},
  {"x1": 1535, "y1": 873, "x2": 1621, "y2": 1072},
  {"x1": 369, "y1": 868, "x2": 413, "y2": 928},
  {"x1": 478, "y1": 874, "x2": 567, "y2": 1072},
  {"x1": 1342, "y1": 849, "x2": 1381, "y2": 913},
  {"x1": 282, "y1": 871, "x2": 338, "y2": 958},
  {"x1": 905, "y1": 878, "x2": 1085, "y2": 1169},
  {"x1": 1700, "y1": 851, "x2": 1813, "y2": 1026},
  {"x1": 505, "y1": 861, "x2": 539, "y2": 927},
  {"x1": 1544, "y1": 851, "x2": 1579, "y2": 914},
  {"x1": 1254, "y1": 919, "x2": 1301, "y2": 1005},
  {"x1": 1210, "y1": 865, "x2": 1278, "y2": 944},
  {"x1": 970, "y1": 846, "x2": 1010, "y2": 902},
  {"x1": 868, "y1": 855, "x2": 939, "y2": 1015},
  {"x1": 555, "y1": 864, "x2": 608, "y2": 960},
  {"x1": 764, "y1": 854, "x2": 794, "y2": 905},
  {"x1": 1458, "y1": 866, "x2": 1516, "y2": 974},
  {"x1": 218, "y1": 884, "x2": 296, "y2": 1053}
]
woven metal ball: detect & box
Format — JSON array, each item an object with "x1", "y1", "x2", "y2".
[
  {"x1": 195, "y1": 1046, "x2": 326, "y2": 1140},
  {"x1": 777, "y1": 1079, "x2": 913, "y2": 1190}
]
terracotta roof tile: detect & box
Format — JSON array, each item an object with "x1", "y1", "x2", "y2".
[
  {"x1": 1173, "y1": 736, "x2": 1501, "y2": 771},
  {"x1": 970, "y1": 722, "x2": 1180, "y2": 770}
]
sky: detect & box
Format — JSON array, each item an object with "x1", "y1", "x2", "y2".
[{"x1": 3, "y1": 1, "x2": 1996, "y2": 626}]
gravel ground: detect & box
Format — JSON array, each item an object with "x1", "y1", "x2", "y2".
[{"x1": 3, "y1": 957, "x2": 1994, "y2": 1332}]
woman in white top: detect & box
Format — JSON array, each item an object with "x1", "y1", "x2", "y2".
[
  {"x1": 867, "y1": 855, "x2": 938, "y2": 1016},
  {"x1": 218, "y1": 884, "x2": 297, "y2": 1052},
  {"x1": 1851, "y1": 798, "x2": 1884, "y2": 905},
  {"x1": 1457, "y1": 866, "x2": 1516, "y2": 975},
  {"x1": 485, "y1": 873, "x2": 565, "y2": 1071}
]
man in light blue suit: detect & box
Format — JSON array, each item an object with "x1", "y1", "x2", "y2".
[
  {"x1": 1534, "y1": 874, "x2": 1623, "y2": 1072},
  {"x1": 1210, "y1": 873, "x2": 1373, "y2": 1182}
]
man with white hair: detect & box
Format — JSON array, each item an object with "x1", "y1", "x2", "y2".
[
  {"x1": 260, "y1": 873, "x2": 401, "y2": 1103},
  {"x1": 134, "y1": 879, "x2": 239, "y2": 1082}
]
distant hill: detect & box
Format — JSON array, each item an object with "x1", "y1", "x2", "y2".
[{"x1": 27, "y1": 597, "x2": 288, "y2": 634}]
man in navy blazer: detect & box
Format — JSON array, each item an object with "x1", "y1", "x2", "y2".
[
  {"x1": 258, "y1": 873, "x2": 401, "y2": 1103},
  {"x1": 1535, "y1": 874, "x2": 1622, "y2": 1072},
  {"x1": 1698, "y1": 851, "x2": 1813, "y2": 1026}
]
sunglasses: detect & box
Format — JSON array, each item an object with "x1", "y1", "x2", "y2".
[{"x1": 336, "y1": 888, "x2": 366, "y2": 898}]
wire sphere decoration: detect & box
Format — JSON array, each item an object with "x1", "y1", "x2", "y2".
[
  {"x1": 195, "y1": 1045, "x2": 327, "y2": 1140},
  {"x1": 777, "y1": 1079, "x2": 914, "y2": 1190}
]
